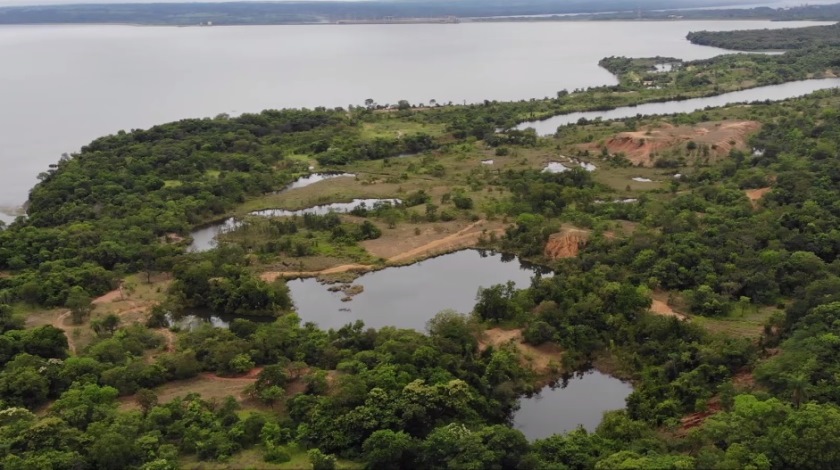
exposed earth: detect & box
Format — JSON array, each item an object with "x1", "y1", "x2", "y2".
[{"x1": 585, "y1": 120, "x2": 761, "y2": 166}]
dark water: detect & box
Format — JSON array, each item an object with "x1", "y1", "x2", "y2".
[
  {"x1": 287, "y1": 249, "x2": 549, "y2": 331},
  {"x1": 514, "y1": 370, "x2": 634, "y2": 440},
  {"x1": 518, "y1": 78, "x2": 840, "y2": 135}
]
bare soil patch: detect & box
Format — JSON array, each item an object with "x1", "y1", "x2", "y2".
[
  {"x1": 544, "y1": 226, "x2": 590, "y2": 260},
  {"x1": 650, "y1": 299, "x2": 688, "y2": 321},
  {"x1": 586, "y1": 120, "x2": 761, "y2": 166},
  {"x1": 261, "y1": 219, "x2": 507, "y2": 281},
  {"x1": 480, "y1": 328, "x2": 563, "y2": 375},
  {"x1": 745, "y1": 187, "x2": 771, "y2": 207}
]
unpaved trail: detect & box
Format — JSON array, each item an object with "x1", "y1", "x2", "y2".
[
  {"x1": 650, "y1": 299, "x2": 687, "y2": 321},
  {"x1": 157, "y1": 328, "x2": 177, "y2": 352},
  {"x1": 261, "y1": 264, "x2": 371, "y2": 282},
  {"x1": 261, "y1": 220, "x2": 506, "y2": 281},
  {"x1": 199, "y1": 367, "x2": 263, "y2": 383},
  {"x1": 53, "y1": 311, "x2": 76, "y2": 355},
  {"x1": 93, "y1": 287, "x2": 123, "y2": 304},
  {"x1": 479, "y1": 328, "x2": 563, "y2": 375},
  {"x1": 387, "y1": 220, "x2": 504, "y2": 264},
  {"x1": 745, "y1": 187, "x2": 771, "y2": 207}
]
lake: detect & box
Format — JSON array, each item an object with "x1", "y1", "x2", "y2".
[
  {"x1": 0, "y1": 20, "x2": 831, "y2": 211},
  {"x1": 514, "y1": 371, "x2": 634, "y2": 440},
  {"x1": 517, "y1": 78, "x2": 840, "y2": 135},
  {"x1": 287, "y1": 249, "x2": 548, "y2": 331}
]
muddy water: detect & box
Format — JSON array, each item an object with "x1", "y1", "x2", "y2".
[
  {"x1": 287, "y1": 249, "x2": 549, "y2": 331},
  {"x1": 518, "y1": 78, "x2": 840, "y2": 135},
  {"x1": 514, "y1": 371, "x2": 634, "y2": 440}
]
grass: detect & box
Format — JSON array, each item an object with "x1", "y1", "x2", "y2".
[
  {"x1": 179, "y1": 445, "x2": 363, "y2": 470},
  {"x1": 360, "y1": 120, "x2": 446, "y2": 140},
  {"x1": 164, "y1": 180, "x2": 183, "y2": 188},
  {"x1": 691, "y1": 306, "x2": 776, "y2": 339}
]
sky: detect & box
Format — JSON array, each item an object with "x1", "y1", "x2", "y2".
[{"x1": 0, "y1": 0, "x2": 835, "y2": 9}]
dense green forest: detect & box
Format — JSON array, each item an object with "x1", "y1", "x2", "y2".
[
  {"x1": 688, "y1": 22, "x2": 840, "y2": 51},
  {"x1": 4, "y1": 20, "x2": 840, "y2": 469}
]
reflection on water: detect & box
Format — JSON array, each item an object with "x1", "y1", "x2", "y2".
[
  {"x1": 518, "y1": 78, "x2": 840, "y2": 135},
  {"x1": 514, "y1": 370, "x2": 633, "y2": 441},
  {"x1": 288, "y1": 249, "x2": 550, "y2": 331}
]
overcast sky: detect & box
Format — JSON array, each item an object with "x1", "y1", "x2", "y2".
[{"x1": 0, "y1": 0, "x2": 834, "y2": 9}]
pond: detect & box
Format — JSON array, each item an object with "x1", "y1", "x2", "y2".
[
  {"x1": 251, "y1": 198, "x2": 401, "y2": 218},
  {"x1": 517, "y1": 78, "x2": 840, "y2": 135},
  {"x1": 287, "y1": 249, "x2": 550, "y2": 331},
  {"x1": 186, "y1": 171, "x2": 377, "y2": 252},
  {"x1": 514, "y1": 370, "x2": 634, "y2": 441}
]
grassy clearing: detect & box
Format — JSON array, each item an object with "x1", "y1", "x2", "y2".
[
  {"x1": 691, "y1": 307, "x2": 776, "y2": 339},
  {"x1": 179, "y1": 445, "x2": 363, "y2": 470},
  {"x1": 360, "y1": 120, "x2": 446, "y2": 139}
]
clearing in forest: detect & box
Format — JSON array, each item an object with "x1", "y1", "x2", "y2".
[
  {"x1": 745, "y1": 187, "x2": 771, "y2": 207},
  {"x1": 585, "y1": 120, "x2": 761, "y2": 166},
  {"x1": 544, "y1": 225, "x2": 590, "y2": 260},
  {"x1": 479, "y1": 328, "x2": 563, "y2": 376}
]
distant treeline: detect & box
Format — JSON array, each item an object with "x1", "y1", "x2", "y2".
[
  {"x1": 0, "y1": 0, "x2": 803, "y2": 26},
  {"x1": 688, "y1": 22, "x2": 840, "y2": 51}
]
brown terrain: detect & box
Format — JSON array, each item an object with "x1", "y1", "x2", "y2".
[
  {"x1": 585, "y1": 121, "x2": 761, "y2": 166},
  {"x1": 479, "y1": 328, "x2": 564, "y2": 375},
  {"x1": 544, "y1": 226, "x2": 590, "y2": 260},
  {"x1": 745, "y1": 187, "x2": 771, "y2": 207},
  {"x1": 261, "y1": 219, "x2": 507, "y2": 281}
]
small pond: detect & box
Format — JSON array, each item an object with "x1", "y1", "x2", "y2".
[
  {"x1": 251, "y1": 198, "x2": 401, "y2": 218},
  {"x1": 287, "y1": 249, "x2": 550, "y2": 331},
  {"x1": 277, "y1": 172, "x2": 355, "y2": 192},
  {"x1": 517, "y1": 78, "x2": 840, "y2": 135},
  {"x1": 514, "y1": 370, "x2": 634, "y2": 441}
]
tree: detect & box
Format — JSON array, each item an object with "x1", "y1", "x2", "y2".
[
  {"x1": 259, "y1": 386, "x2": 285, "y2": 408},
  {"x1": 307, "y1": 448, "x2": 337, "y2": 470},
  {"x1": 363, "y1": 430, "x2": 415, "y2": 469},
  {"x1": 65, "y1": 286, "x2": 93, "y2": 325},
  {"x1": 136, "y1": 388, "x2": 158, "y2": 415}
]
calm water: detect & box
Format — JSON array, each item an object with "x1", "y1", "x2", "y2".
[
  {"x1": 518, "y1": 78, "x2": 840, "y2": 135},
  {"x1": 188, "y1": 197, "x2": 399, "y2": 252},
  {"x1": 287, "y1": 249, "x2": 548, "y2": 331},
  {"x1": 0, "y1": 20, "x2": 831, "y2": 210},
  {"x1": 514, "y1": 371, "x2": 634, "y2": 440}
]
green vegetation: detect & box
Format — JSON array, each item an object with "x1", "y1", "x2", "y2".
[
  {"x1": 688, "y1": 22, "x2": 840, "y2": 51},
  {"x1": 6, "y1": 21, "x2": 840, "y2": 469}
]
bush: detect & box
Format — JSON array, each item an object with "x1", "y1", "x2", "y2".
[
  {"x1": 523, "y1": 321, "x2": 557, "y2": 346},
  {"x1": 263, "y1": 445, "x2": 291, "y2": 464},
  {"x1": 308, "y1": 449, "x2": 337, "y2": 470}
]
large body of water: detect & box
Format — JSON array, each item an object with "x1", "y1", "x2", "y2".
[
  {"x1": 518, "y1": 78, "x2": 840, "y2": 135},
  {"x1": 0, "y1": 20, "x2": 831, "y2": 211}
]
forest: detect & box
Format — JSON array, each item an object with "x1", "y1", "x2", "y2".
[
  {"x1": 688, "y1": 22, "x2": 840, "y2": 51},
  {"x1": 3, "y1": 20, "x2": 840, "y2": 469}
]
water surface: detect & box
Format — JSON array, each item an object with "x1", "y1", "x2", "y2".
[
  {"x1": 514, "y1": 371, "x2": 634, "y2": 440},
  {"x1": 518, "y1": 78, "x2": 840, "y2": 135},
  {"x1": 287, "y1": 249, "x2": 548, "y2": 331},
  {"x1": 0, "y1": 20, "x2": 830, "y2": 207}
]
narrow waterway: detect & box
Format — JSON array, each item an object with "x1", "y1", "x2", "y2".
[{"x1": 517, "y1": 78, "x2": 840, "y2": 135}]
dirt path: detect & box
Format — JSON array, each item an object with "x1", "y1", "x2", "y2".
[
  {"x1": 261, "y1": 220, "x2": 507, "y2": 281},
  {"x1": 157, "y1": 328, "x2": 176, "y2": 352},
  {"x1": 745, "y1": 187, "x2": 771, "y2": 207},
  {"x1": 479, "y1": 328, "x2": 563, "y2": 375},
  {"x1": 52, "y1": 311, "x2": 76, "y2": 355},
  {"x1": 387, "y1": 220, "x2": 504, "y2": 264},
  {"x1": 199, "y1": 367, "x2": 263, "y2": 383},
  {"x1": 650, "y1": 299, "x2": 687, "y2": 321},
  {"x1": 93, "y1": 287, "x2": 123, "y2": 305}
]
